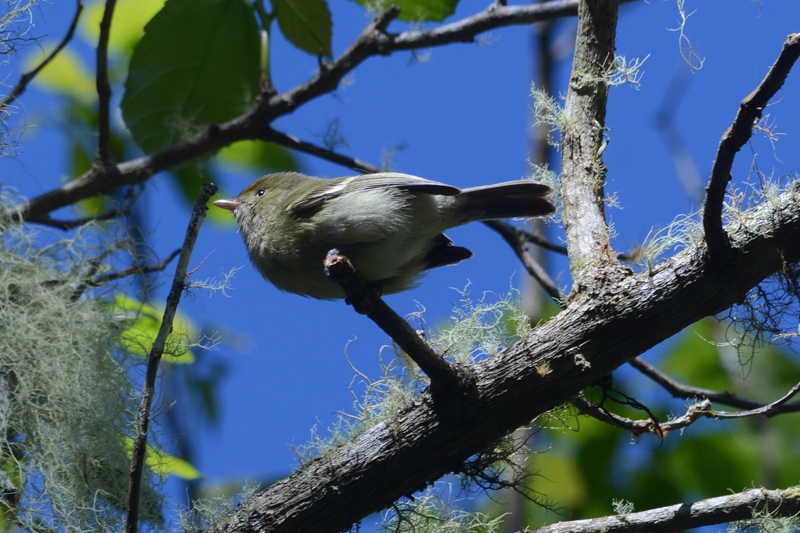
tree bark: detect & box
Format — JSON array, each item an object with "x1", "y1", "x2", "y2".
[
  {"x1": 219, "y1": 184, "x2": 800, "y2": 533},
  {"x1": 560, "y1": 0, "x2": 620, "y2": 290}
]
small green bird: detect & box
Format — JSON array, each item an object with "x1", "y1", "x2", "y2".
[{"x1": 213, "y1": 172, "x2": 555, "y2": 300}]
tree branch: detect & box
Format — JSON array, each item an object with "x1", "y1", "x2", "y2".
[
  {"x1": 572, "y1": 395, "x2": 709, "y2": 439},
  {"x1": 482, "y1": 220, "x2": 564, "y2": 303},
  {"x1": 702, "y1": 32, "x2": 800, "y2": 259},
  {"x1": 94, "y1": 0, "x2": 117, "y2": 166},
  {"x1": 66, "y1": 248, "x2": 181, "y2": 301},
  {"x1": 5, "y1": 0, "x2": 628, "y2": 225},
  {"x1": 630, "y1": 356, "x2": 800, "y2": 415},
  {"x1": 525, "y1": 486, "x2": 800, "y2": 533},
  {"x1": 712, "y1": 381, "x2": 800, "y2": 419},
  {"x1": 559, "y1": 0, "x2": 622, "y2": 291},
  {"x1": 219, "y1": 183, "x2": 800, "y2": 533},
  {"x1": 323, "y1": 251, "x2": 476, "y2": 399},
  {"x1": 0, "y1": 0, "x2": 84, "y2": 110},
  {"x1": 125, "y1": 183, "x2": 216, "y2": 533},
  {"x1": 263, "y1": 129, "x2": 381, "y2": 174}
]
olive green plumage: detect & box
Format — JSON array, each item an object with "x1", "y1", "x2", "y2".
[{"x1": 214, "y1": 172, "x2": 555, "y2": 300}]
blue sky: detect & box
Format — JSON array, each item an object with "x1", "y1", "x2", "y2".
[{"x1": 3, "y1": 0, "x2": 799, "y2": 527}]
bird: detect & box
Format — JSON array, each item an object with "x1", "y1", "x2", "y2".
[{"x1": 213, "y1": 172, "x2": 555, "y2": 300}]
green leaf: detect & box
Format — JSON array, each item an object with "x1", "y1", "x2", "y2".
[
  {"x1": 124, "y1": 438, "x2": 202, "y2": 480},
  {"x1": 273, "y1": 0, "x2": 333, "y2": 57},
  {"x1": 349, "y1": 0, "x2": 459, "y2": 22},
  {"x1": 113, "y1": 294, "x2": 197, "y2": 363},
  {"x1": 661, "y1": 319, "x2": 734, "y2": 392},
  {"x1": 81, "y1": 0, "x2": 167, "y2": 53},
  {"x1": 217, "y1": 140, "x2": 300, "y2": 171},
  {"x1": 27, "y1": 47, "x2": 95, "y2": 101},
  {"x1": 122, "y1": 0, "x2": 261, "y2": 154}
]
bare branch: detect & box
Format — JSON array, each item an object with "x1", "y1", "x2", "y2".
[
  {"x1": 5, "y1": 0, "x2": 624, "y2": 224},
  {"x1": 31, "y1": 210, "x2": 123, "y2": 230},
  {"x1": 90, "y1": 248, "x2": 181, "y2": 287},
  {"x1": 713, "y1": 381, "x2": 800, "y2": 419},
  {"x1": 323, "y1": 250, "x2": 476, "y2": 399},
  {"x1": 482, "y1": 220, "x2": 564, "y2": 303},
  {"x1": 629, "y1": 356, "x2": 800, "y2": 414},
  {"x1": 0, "y1": 0, "x2": 84, "y2": 110},
  {"x1": 654, "y1": 66, "x2": 704, "y2": 205},
  {"x1": 264, "y1": 129, "x2": 381, "y2": 174},
  {"x1": 525, "y1": 486, "x2": 800, "y2": 533},
  {"x1": 219, "y1": 183, "x2": 800, "y2": 533},
  {"x1": 577, "y1": 372, "x2": 800, "y2": 440},
  {"x1": 66, "y1": 248, "x2": 181, "y2": 301},
  {"x1": 94, "y1": 0, "x2": 117, "y2": 166},
  {"x1": 572, "y1": 395, "x2": 709, "y2": 438},
  {"x1": 702, "y1": 33, "x2": 800, "y2": 258},
  {"x1": 125, "y1": 183, "x2": 217, "y2": 533},
  {"x1": 559, "y1": 0, "x2": 622, "y2": 290}
]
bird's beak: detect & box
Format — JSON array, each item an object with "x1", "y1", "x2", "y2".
[{"x1": 212, "y1": 198, "x2": 241, "y2": 212}]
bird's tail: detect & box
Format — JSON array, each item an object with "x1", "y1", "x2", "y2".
[{"x1": 449, "y1": 180, "x2": 556, "y2": 223}]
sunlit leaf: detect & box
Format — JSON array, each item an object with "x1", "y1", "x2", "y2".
[
  {"x1": 662, "y1": 319, "x2": 734, "y2": 392},
  {"x1": 217, "y1": 140, "x2": 300, "y2": 172},
  {"x1": 124, "y1": 438, "x2": 201, "y2": 480},
  {"x1": 27, "y1": 47, "x2": 95, "y2": 101},
  {"x1": 122, "y1": 0, "x2": 260, "y2": 154},
  {"x1": 113, "y1": 294, "x2": 197, "y2": 363},
  {"x1": 273, "y1": 0, "x2": 333, "y2": 57},
  {"x1": 349, "y1": 0, "x2": 460, "y2": 22},
  {"x1": 81, "y1": 0, "x2": 167, "y2": 53}
]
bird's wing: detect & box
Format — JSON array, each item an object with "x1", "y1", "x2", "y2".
[{"x1": 291, "y1": 172, "x2": 461, "y2": 212}]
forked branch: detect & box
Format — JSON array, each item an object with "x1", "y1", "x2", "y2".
[{"x1": 702, "y1": 33, "x2": 800, "y2": 258}]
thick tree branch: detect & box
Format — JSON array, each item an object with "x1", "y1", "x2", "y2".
[
  {"x1": 526, "y1": 486, "x2": 800, "y2": 533},
  {"x1": 5, "y1": 0, "x2": 632, "y2": 225},
  {"x1": 126, "y1": 183, "x2": 216, "y2": 533},
  {"x1": 219, "y1": 183, "x2": 800, "y2": 533},
  {"x1": 702, "y1": 33, "x2": 800, "y2": 258},
  {"x1": 560, "y1": 0, "x2": 622, "y2": 291},
  {"x1": 0, "y1": 0, "x2": 83, "y2": 111}
]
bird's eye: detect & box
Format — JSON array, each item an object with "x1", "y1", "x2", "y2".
[{"x1": 255, "y1": 188, "x2": 266, "y2": 197}]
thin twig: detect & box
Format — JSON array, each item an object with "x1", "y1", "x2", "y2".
[
  {"x1": 10, "y1": 0, "x2": 617, "y2": 224},
  {"x1": 484, "y1": 220, "x2": 568, "y2": 255},
  {"x1": 323, "y1": 251, "x2": 476, "y2": 399},
  {"x1": 94, "y1": 0, "x2": 117, "y2": 166},
  {"x1": 631, "y1": 357, "x2": 767, "y2": 410},
  {"x1": 0, "y1": 0, "x2": 84, "y2": 110},
  {"x1": 575, "y1": 377, "x2": 800, "y2": 440},
  {"x1": 30, "y1": 207, "x2": 128, "y2": 230},
  {"x1": 264, "y1": 129, "x2": 381, "y2": 174},
  {"x1": 572, "y1": 395, "x2": 709, "y2": 439},
  {"x1": 713, "y1": 381, "x2": 800, "y2": 419},
  {"x1": 482, "y1": 220, "x2": 564, "y2": 303},
  {"x1": 525, "y1": 486, "x2": 800, "y2": 533},
  {"x1": 67, "y1": 248, "x2": 182, "y2": 301},
  {"x1": 654, "y1": 65, "x2": 704, "y2": 204},
  {"x1": 702, "y1": 33, "x2": 800, "y2": 258},
  {"x1": 125, "y1": 183, "x2": 217, "y2": 533},
  {"x1": 91, "y1": 248, "x2": 181, "y2": 286}
]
